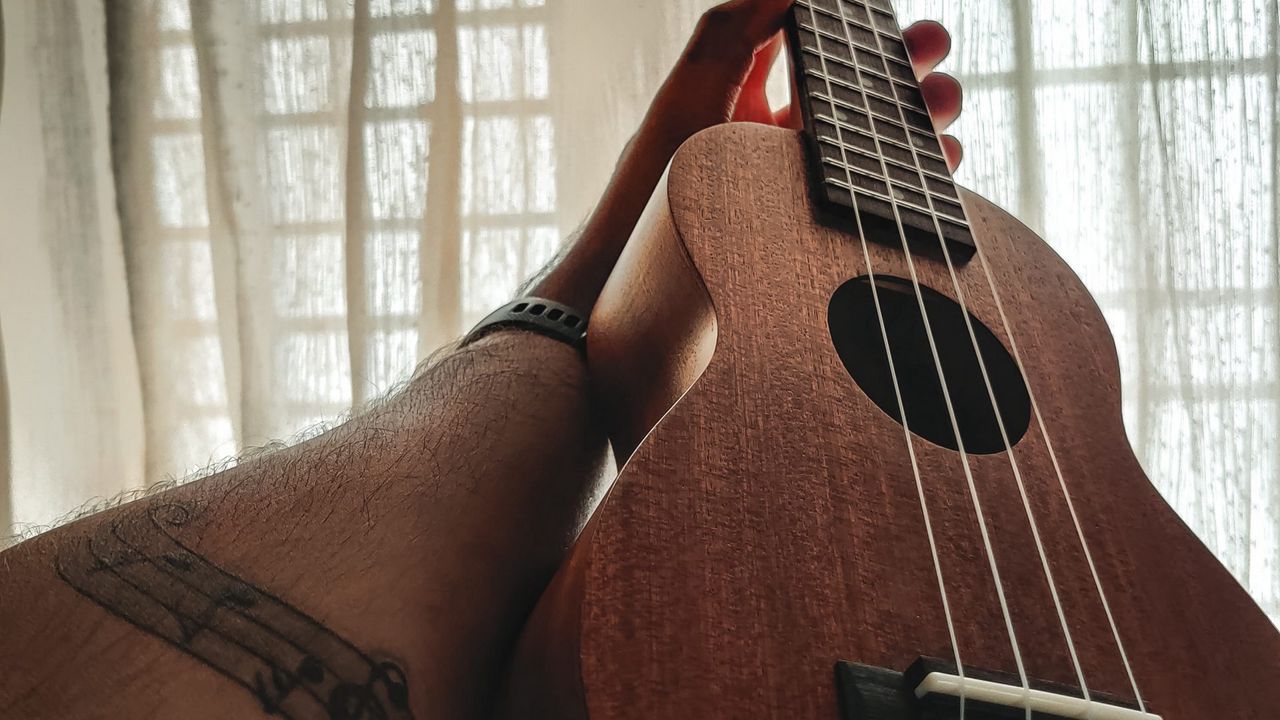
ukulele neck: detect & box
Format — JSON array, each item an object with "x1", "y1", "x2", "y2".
[{"x1": 785, "y1": 0, "x2": 976, "y2": 261}]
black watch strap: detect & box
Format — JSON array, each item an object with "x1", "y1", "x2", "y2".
[{"x1": 461, "y1": 297, "x2": 588, "y2": 352}]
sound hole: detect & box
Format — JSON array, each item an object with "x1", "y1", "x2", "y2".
[{"x1": 828, "y1": 276, "x2": 1031, "y2": 454}]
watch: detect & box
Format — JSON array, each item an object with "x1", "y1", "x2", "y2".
[{"x1": 460, "y1": 297, "x2": 588, "y2": 353}]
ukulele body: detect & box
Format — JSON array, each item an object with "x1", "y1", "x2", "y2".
[{"x1": 498, "y1": 123, "x2": 1280, "y2": 718}]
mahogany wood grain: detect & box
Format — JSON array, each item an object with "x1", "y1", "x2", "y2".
[{"x1": 497, "y1": 123, "x2": 1280, "y2": 719}]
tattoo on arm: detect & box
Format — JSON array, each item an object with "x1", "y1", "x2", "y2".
[{"x1": 55, "y1": 501, "x2": 414, "y2": 720}]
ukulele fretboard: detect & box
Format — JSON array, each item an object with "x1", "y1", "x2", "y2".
[{"x1": 786, "y1": 0, "x2": 976, "y2": 259}]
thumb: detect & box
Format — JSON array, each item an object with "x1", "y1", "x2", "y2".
[
  {"x1": 683, "y1": 0, "x2": 794, "y2": 67},
  {"x1": 647, "y1": 0, "x2": 794, "y2": 146},
  {"x1": 732, "y1": 33, "x2": 785, "y2": 124}
]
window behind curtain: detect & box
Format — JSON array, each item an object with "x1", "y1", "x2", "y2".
[{"x1": 138, "y1": 0, "x2": 559, "y2": 472}]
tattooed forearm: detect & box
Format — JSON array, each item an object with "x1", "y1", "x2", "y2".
[
  {"x1": 55, "y1": 501, "x2": 413, "y2": 720},
  {"x1": 0, "y1": 330, "x2": 602, "y2": 718}
]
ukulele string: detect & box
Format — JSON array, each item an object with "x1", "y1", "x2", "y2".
[
  {"x1": 823, "y1": 1, "x2": 1035, "y2": 714},
  {"x1": 800, "y1": 3, "x2": 967, "y2": 715},
  {"x1": 859, "y1": 0, "x2": 1149, "y2": 710},
  {"x1": 852, "y1": 0, "x2": 1096, "y2": 706},
  {"x1": 969, "y1": 238, "x2": 1149, "y2": 711},
  {"x1": 856, "y1": 1, "x2": 1149, "y2": 708}
]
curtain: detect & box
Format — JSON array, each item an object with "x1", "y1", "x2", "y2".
[{"x1": 0, "y1": 0, "x2": 1276, "y2": 624}]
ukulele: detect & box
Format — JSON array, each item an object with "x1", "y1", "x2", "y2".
[{"x1": 499, "y1": 1, "x2": 1280, "y2": 717}]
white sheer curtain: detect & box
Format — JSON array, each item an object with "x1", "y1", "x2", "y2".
[{"x1": 0, "y1": 0, "x2": 1276, "y2": 622}]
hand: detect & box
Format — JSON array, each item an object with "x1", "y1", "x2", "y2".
[
  {"x1": 646, "y1": 1, "x2": 964, "y2": 169},
  {"x1": 531, "y1": 0, "x2": 964, "y2": 312}
]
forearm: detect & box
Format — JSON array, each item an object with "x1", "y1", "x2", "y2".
[{"x1": 0, "y1": 332, "x2": 606, "y2": 719}]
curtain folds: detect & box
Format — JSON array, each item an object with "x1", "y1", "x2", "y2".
[
  {"x1": 0, "y1": 0, "x2": 1276, "y2": 625},
  {"x1": 0, "y1": 0, "x2": 144, "y2": 533}
]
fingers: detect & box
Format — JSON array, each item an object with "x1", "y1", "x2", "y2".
[
  {"x1": 903, "y1": 21, "x2": 962, "y2": 167},
  {"x1": 771, "y1": 103, "x2": 803, "y2": 130},
  {"x1": 902, "y1": 20, "x2": 951, "y2": 78},
  {"x1": 940, "y1": 135, "x2": 963, "y2": 172},
  {"x1": 732, "y1": 0, "x2": 797, "y2": 49},
  {"x1": 733, "y1": 33, "x2": 784, "y2": 123},
  {"x1": 686, "y1": 0, "x2": 794, "y2": 65},
  {"x1": 743, "y1": 33, "x2": 784, "y2": 92},
  {"x1": 920, "y1": 72, "x2": 962, "y2": 131}
]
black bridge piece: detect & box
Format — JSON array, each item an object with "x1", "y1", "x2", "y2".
[{"x1": 834, "y1": 657, "x2": 1148, "y2": 720}]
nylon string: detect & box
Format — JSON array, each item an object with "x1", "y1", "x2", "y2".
[
  {"x1": 793, "y1": 1, "x2": 962, "y2": 712},
  {"x1": 822, "y1": 0, "x2": 1035, "y2": 714},
  {"x1": 970, "y1": 240, "x2": 1149, "y2": 711},
  {"x1": 853, "y1": 0, "x2": 1094, "y2": 705},
  {"x1": 799, "y1": 2, "x2": 967, "y2": 716},
  {"x1": 840, "y1": 0, "x2": 1148, "y2": 711}
]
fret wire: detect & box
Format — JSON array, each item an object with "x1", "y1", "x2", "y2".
[
  {"x1": 841, "y1": 0, "x2": 966, "y2": 225},
  {"x1": 797, "y1": 0, "x2": 965, "y2": 241},
  {"x1": 893, "y1": 79, "x2": 926, "y2": 105},
  {"x1": 824, "y1": 149, "x2": 889, "y2": 176},
  {"x1": 803, "y1": 71, "x2": 932, "y2": 124},
  {"x1": 823, "y1": 0, "x2": 963, "y2": 235},
  {"x1": 817, "y1": 138, "x2": 958, "y2": 190},
  {"x1": 798, "y1": 0, "x2": 950, "y2": 238},
  {"x1": 860, "y1": 0, "x2": 895, "y2": 14},
  {"x1": 819, "y1": 139, "x2": 897, "y2": 177},
  {"x1": 797, "y1": 0, "x2": 902, "y2": 36},
  {"x1": 801, "y1": 63, "x2": 894, "y2": 101},
  {"x1": 910, "y1": 129, "x2": 947, "y2": 158},
  {"x1": 925, "y1": 175, "x2": 961, "y2": 199},
  {"x1": 816, "y1": 155, "x2": 964, "y2": 217},
  {"x1": 796, "y1": 37, "x2": 915, "y2": 86},
  {"x1": 795, "y1": 0, "x2": 877, "y2": 231},
  {"x1": 889, "y1": 181, "x2": 931, "y2": 209},
  {"x1": 823, "y1": 176, "x2": 928, "y2": 218},
  {"x1": 845, "y1": 15, "x2": 895, "y2": 45},
  {"x1": 823, "y1": 176, "x2": 970, "y2": 228},
  {"x1": 797, "y1": 20, "x2": 910, "y2": 67},
  {"x1": 866, "y1": 64, "x2": 952, "y2": 196},
  {"x1": 798, "y1": 0, "x2": 895, "y2": 26},
  {"x1": 824, "y1": 169, "x2": 962, "y2": 217},
  {"x1": 813, "y1": 113, "x2": 951, "y2": 177},
  {"x1": 859, "y1": 70, "x2": 896, "y2": 98},
  {"x1": 849, "y1": 77, "x2": 926, "y2": 116},
  {"x1": 795, "y1": 0, "x2": 967, "y2": 230},
  {"x1": 806, "y1": 75, "x2": 872, "y2": 112},
  {"x1": 870, "y1": 9, "x2": 897, "y2": 33},
  {"x1": 839, "y1": 0, "x2": 911, "y2": 60},
  {"x1": 850, "y1": 6, "x2": 874, "y2": 27},
  {"x1": 866, "y1": 96, "x2": 931, "y2": 131},
  {"x1": 864, "y1": 94, "x2": 896, "y2": 117},
  {"x1": 798, "y1": 12, "x2": 911, "y2": 53},
  {"x1": 813, "y1": 126, "x2": 938, "y2": 177},
  {"x1": 798, "y1": 8, "x2": 852, "y2": 38},
  {"x1": 829, "y1": 140, "x2": 931, "y2": 180},
  {"x1": 815, "y1": 108, "x2": 873, "y2": 135},
  {"x1": 848, "y1": 0, "x2": 1086, "y2": 705},
  {"x1": 805, "y1": 2, "x2": 885, "y2": 35},
  {"x1": 856, "y1": 64, "x2": 895, "y2": 87},
  {"x1": 843, "y1": 170, "x2": 892, "y2": 196},
  {"x1": 817, "y1": 126, "x2": 935, "y2": 175},
  {"x1": 793, "y1": 46, "x2": 916, "y2": 98},
  {"x1": 800, "y1": 60, "x2": 864, "y2": 94},
  {"x1": 892, "y1": 182, "x2": 965, "y2": 223},
  {"x1": 808, "y1": 92, "x2": 947, "y2": 162},
  {"x1": 848, "y1": 191, "x2": 973, "y2": 249},
  {"x1": 932, "y1": 196, "x2": 966, "y2": 219}
]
